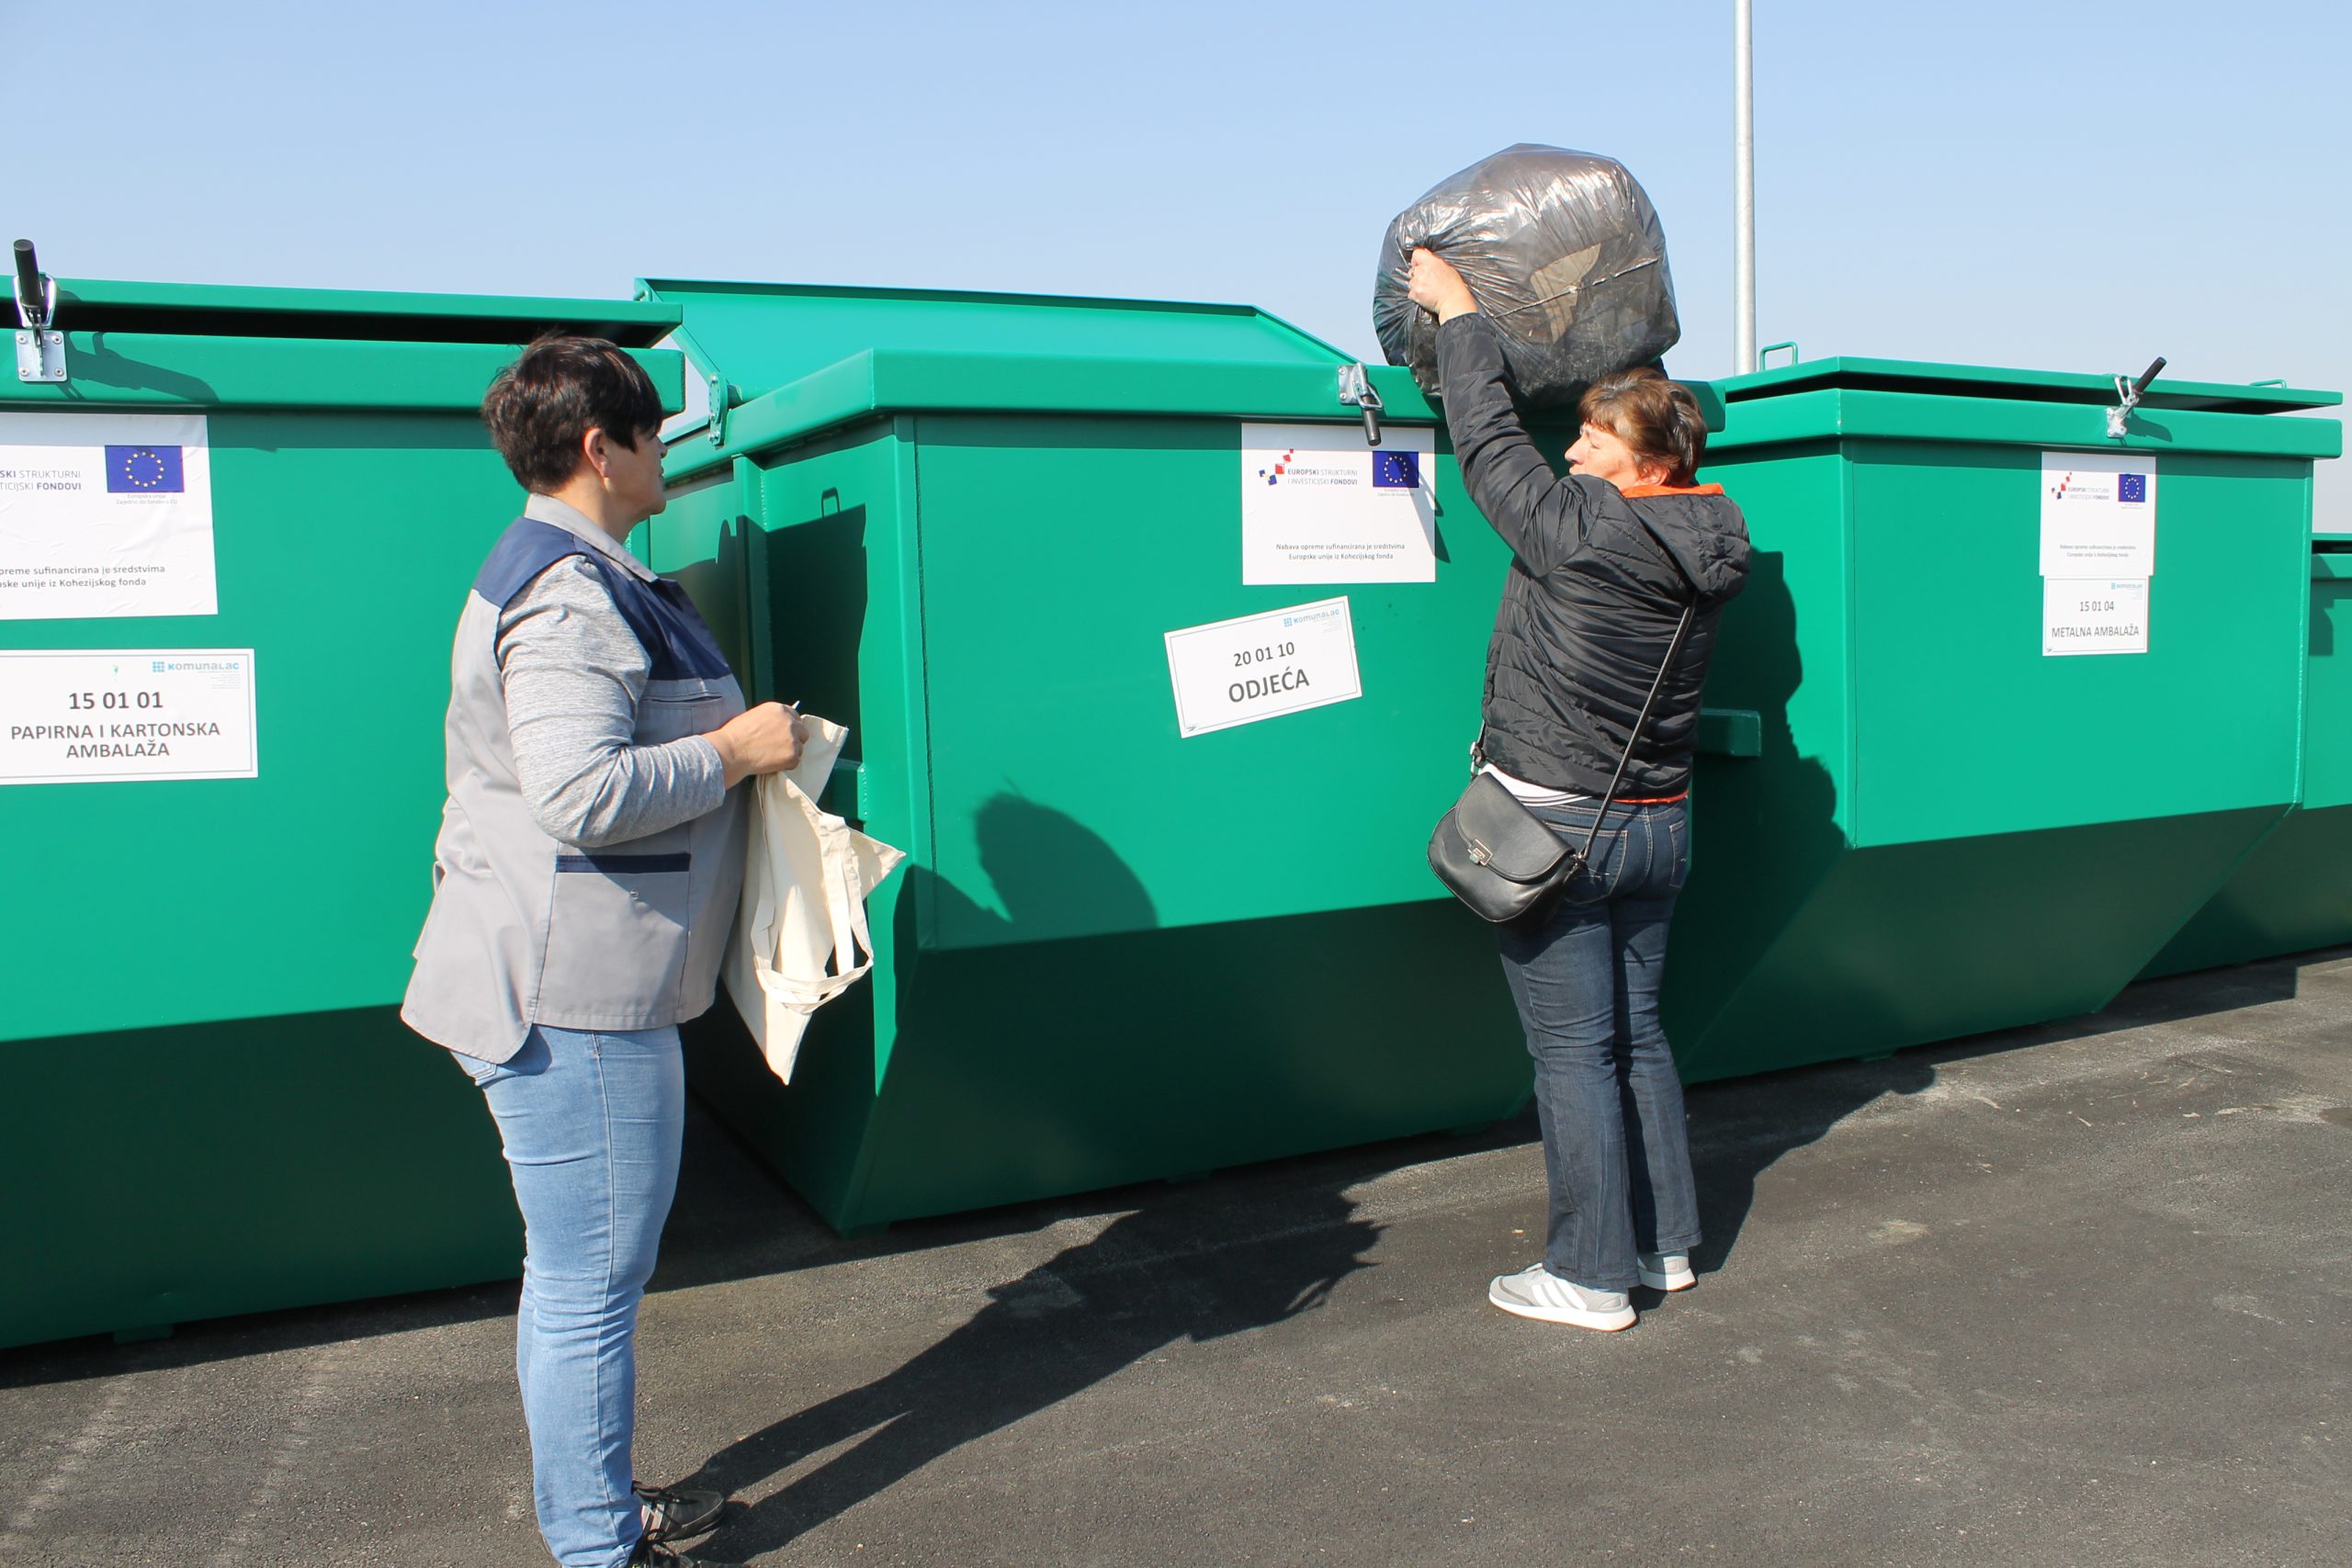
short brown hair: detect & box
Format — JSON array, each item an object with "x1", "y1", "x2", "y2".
[
  {"x1": 481, "y1": 335, "x2": 663, "y2": 493},
  {"x1": 1577, "y1": 366, "x2": 1707, "y2": 487}
]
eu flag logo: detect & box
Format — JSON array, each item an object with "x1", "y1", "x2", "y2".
[
  {"x1": 106, "y1": 446, "x2": 185, "y2": 493},
  {"x1": 2118, "y1": 473, "x2": 2147, "y2": 503},
  {"x1": 1372, "y1": 450, "x2": 1420, "y2": 490}
]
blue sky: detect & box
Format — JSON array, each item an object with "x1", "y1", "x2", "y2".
[{"x1": 17, "y1": 0, "x2": 2347, "y2": 520}]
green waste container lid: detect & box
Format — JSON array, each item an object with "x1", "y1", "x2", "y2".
[
  {"x1": 643, "y1": 278, "x2": 1476, "y2": 479},
  {"x1": 640, "y1": 278, "x2": 1736, "y2": 485},
  {"x1": 638, "y1": 278, "x2": 1358, "y2": 402},
  {"x1": 1714, "y1": 355, "x2": 2339, "y2": 415},
  {"x1": 43, "y1": 276, "x2": 680, "y2": 345}
]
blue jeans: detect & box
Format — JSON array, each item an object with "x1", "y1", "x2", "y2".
[
  {"x1": 458, "y1": 1024, "x2": 684, "y2": 1568},
  {"x1": 1497, "y1": 798, "x2": 1702, "y2": 1293}
]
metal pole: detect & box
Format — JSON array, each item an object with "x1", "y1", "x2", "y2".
[{"x1": 1733, "y1": 0, "x2": 1758, "y2": 374}]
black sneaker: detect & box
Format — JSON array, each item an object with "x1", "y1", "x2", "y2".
[{"x1": 635, "y1": 1481, "x2": 726, "y2": 1543}]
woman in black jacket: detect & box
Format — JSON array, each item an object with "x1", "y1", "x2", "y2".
[{"x1": 1409, "y1": 251, "x2": 1751, "y2": 1332}]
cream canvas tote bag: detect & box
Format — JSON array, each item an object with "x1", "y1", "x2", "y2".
[{"x1": 722, "y1": 714, "x2": 906, "y2": 1083}]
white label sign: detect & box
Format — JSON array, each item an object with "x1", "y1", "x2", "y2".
[
  {"x1": 2043, "y1": 579, "x2": 2149, "y2": 657},
  {"x1": 1164, "y1": 598, "x2": 1362, "y2": 738},
  {"x1": 0, "y1": 412, "x2": 217, "y2": 620},
  {"x1": 2041, "y1": 452, "x2": 2156, "y2": 578},
  {"x1": 1241, "y1": 422, "x2": 1436, "y2": 585},
  {"x1": 0, "y1": 649, "x2": 257, "y2": 784}
]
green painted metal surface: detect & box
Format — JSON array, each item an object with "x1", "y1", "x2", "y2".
[
  {"x1": 648, "y1": 281, "x2": 2340, "y2": 1232},
  {"x1": 9, "y1": 1009, "x2": 516, "y2": 1349},
  {"x1": 653, "y1": 279, "x2": 1723, "y2": 484},
  {"x1": 643, "y1": 278, "x2": 1362, "y2": 404},
  {"x1": 1, "y1": 278, "x2": 684, "y2": 1348},
  {"x1": 49, "y1": 275, "x2": 678, "y2": 345},
  {"x1": 1716, "y1": 355, "x2": 2336, "y2": 416},
  {"x1": 645, "y1": 281, "x2": 1550, "y2": 1233},
  {"x1": 2143, "y1": 539, "x2": 2352, "y2": 975},
  {"x1": 1666, "y1": 361, "x2": 2341, "y2": 1080}
]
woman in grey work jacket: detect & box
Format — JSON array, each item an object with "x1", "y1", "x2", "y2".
[
  {"x1": 402, "y1": 337, "x2": 805, "y2": 1568},
  {"x1": 1408, "y1": 252, "x2": 1751, "y2": 1335}
]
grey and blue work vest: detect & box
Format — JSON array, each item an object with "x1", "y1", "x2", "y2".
[{"x1": 401, "y1": 506, "x2": 748, "y2": 1061}]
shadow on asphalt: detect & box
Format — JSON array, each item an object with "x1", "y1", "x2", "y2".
[
  {"x1": 5, "y1": 945, "x2": 2334, "y2": 1409},
  {"x1": 1672, "y1": 945, "x2": 2332, "y2": 1286},
  {"x1": 681, "y1": 1180, "x2": 1381, "y2": 1562}
]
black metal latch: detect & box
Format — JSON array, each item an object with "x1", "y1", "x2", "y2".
[
  {"x1": 13, "y1": 239, "x2": 65, "y2": 385},
  {"x1": 2107, "y1": 355, "x2": 2165, "y2": 439},
  {"x1": 1339, "y1": 362, "x2": 1384, "y2": 447}
]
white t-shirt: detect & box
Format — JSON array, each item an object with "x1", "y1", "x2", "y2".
[{"x1": 1481, "y1": 761, "x2": 1594, "y2": 807}]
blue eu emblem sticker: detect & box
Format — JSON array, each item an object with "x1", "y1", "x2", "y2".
[
  {"x1": 106, "y1": 446, "x2": 185, "y2": 494},
  {"x1": 1371, "y1": 450, "x2": 1419, "y2": 490},
  {"x1": 2117, "y1": 472, "x2": 2147, "y2": 504}
]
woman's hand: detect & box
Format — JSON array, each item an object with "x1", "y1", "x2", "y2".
[
  {"x1": 708, "y1": 702, "x2": 808, "y2": 787},
  {"x1": 1407, "y1": 248, "x2": 1478, "y2": 321}
]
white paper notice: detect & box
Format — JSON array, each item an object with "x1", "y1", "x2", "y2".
[
  {"x1": 1241, "y1": 422, "x2": 1436, "y2": 585},
  {"x1": 1164, "y1": 598, "x2": 1363, "y2": 738},
  {"x1": 2043, "y1": 580, "x2": 2149, "y2": 657},
  {"x1": 0, "y1": 650, "x2": 257, "y2": 784},
  {"x1": 2040, "y1": 452, "x2": 2155, "y2": 578},
  {"x1": 0, "y1": 412, "x2": 217, "y2": 620}
]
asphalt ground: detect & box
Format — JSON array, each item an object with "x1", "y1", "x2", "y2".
[{"x1": 4, "y1": 950, "x2": 2347, "y2": 1568}]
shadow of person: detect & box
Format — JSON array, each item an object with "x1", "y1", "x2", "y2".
[
  {"x1": 683, "y1": 1186, "x2": 1378, "y2": 1562},
  {"x1": 1642, "y1": 547, "x2": 1934, "y2": 1286},
  {"x1": 974, "y1": 789, "x2": 1158, "y2": 936},
  {"x1": 56, "y1": 333, "x2": 219, "y2": 403},
  {"x1": 1663, "y1": 547, "x2": 1850, "y2": 1082},
  {"x1": 1671, "y1": 1049, "x2": 1939, "y2": 1296}
]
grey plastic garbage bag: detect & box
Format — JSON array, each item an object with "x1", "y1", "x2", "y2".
[{"x1": 1374, "y1": 143, "x2": 1680, "y2": 409}]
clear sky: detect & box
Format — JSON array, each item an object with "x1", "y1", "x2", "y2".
[{"x1": 15, "y1": 0, "x2": 2348, "y2": 520}]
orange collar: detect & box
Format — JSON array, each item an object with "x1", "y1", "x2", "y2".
[{"x1": 1620, "y1": 483, "x2": 1725, "y2": 499}]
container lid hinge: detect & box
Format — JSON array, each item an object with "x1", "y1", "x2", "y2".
[{"x1": 707, "y1": 371, "x2": 732, "y2": 447}]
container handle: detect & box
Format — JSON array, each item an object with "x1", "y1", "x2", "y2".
[
  {"x1": 1695, "y1": 707, "x2": 1761, "y2": 758},
  {"x1": 1758, "y1": 341, "x2": 1800, "y2": 369}
]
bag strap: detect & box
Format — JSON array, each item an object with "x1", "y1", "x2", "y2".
[
  {"x1": 1565, "y1": 508, "x2": 1702, "y2": 864},
  {"x1": 1472, "y1": 499, "x2": 1709, "y2": 864},
  {"x1": 1566, "y1": 600, "x2": 1695, "y2": 863}
]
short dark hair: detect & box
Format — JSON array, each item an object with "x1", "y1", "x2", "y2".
[
  {"x1": 481, "y1": 334, "x2": 664, "y2": 493},
  {"x1": 1577, "y1": 366, "x2": 1708, "y2": 487}
]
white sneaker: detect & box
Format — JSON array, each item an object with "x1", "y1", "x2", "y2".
[
  {"x1": 1487, "y1": 1264, "x2": 1636, "y2": 1330},
  {"x1": 1638, "y1": 1251, "x2": 1695, "y2": 1292}
]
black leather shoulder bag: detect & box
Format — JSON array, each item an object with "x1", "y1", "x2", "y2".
[{"x1": 1428, "y1": 517, "x2": 1699, "y2": 924}]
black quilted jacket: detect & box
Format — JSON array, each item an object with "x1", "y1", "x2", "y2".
[{"x1": 1436, "y1": 313, "x2": 1752, "y2": 799}]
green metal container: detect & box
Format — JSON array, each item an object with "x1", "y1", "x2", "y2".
[
  {"x1": 2142, "y1": 527, "x2": 2352, "y2": 976},
  {"x1": 1667, "y1": 358, "x2": 2341, "y2": 1080},
  {"x1": 643, "y1": 282, "x2": 2339, "y2": 1230},
  {"x1": 0, "y1": 276, "x2": 683, "y2": 1348},
  {"x1": 638, "y1": 279, "x2": 1693, "y2": 1234}
]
